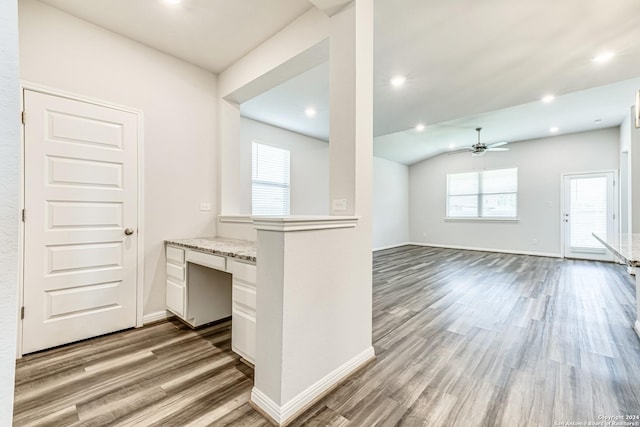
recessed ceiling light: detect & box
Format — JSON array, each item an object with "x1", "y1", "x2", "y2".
[
  {"x1": 550, "y1": 126, "x2": 559, "y2": 133},
  {"x1": 592, "y1": 51, "x2": 614, "y2": 64},
  {"x1": 449, "y1": 143, "x2": 456, "y2": 149},
  {"x1": 390, "y1": 75, "x2": 406, "y2": 88},
  {"x1": 164, "y1": 0, "x2": 181, "y2": 4},
  {"x1": 415, "y1": 123, "x2": 425, "y2": 132},
  {"x1": 304, "y1": 107, "x2": 317, "y2": 118},
  {"x1": 542, "y1": 94, "x2": 555, "y2": 103}
]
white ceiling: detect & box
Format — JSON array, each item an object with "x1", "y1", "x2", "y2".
[
  {"x1": 241, "y1": 62, "x2": 330, "y2": 141},
  {"x1": 37, "y1": 0, "x2": 640, "y2": 165},
  {"x1": 37, "y1": 0, "x2": 313, "y2": 74},
  {"x1": 374, "y1": 77, "x2": 640, "y2": 164}
]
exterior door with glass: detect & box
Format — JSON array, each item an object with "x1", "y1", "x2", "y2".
[{"x1": 562, "y1": 171, "x2": 616, "y2": 261}]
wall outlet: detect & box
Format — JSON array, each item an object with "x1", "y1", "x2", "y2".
[
  {"x1": 547, "y1": 201, "x2": 553, "y2": 207},
  {"x1": 199, "y1": 202, "x2": 211, "y2": 211},
  {"x1": 531, "y1": 238, "x2": 538, "y2": 245},
  {"x1": 332, "y1": 198, "x2": 347, "y2": 211}
]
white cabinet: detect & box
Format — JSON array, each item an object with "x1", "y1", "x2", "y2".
[
  {"x1": 165, "y1": 245, "x2": 232, "y2": 328},
  {"x1": 229, "y1": 259, "x2": 257, "y2": 364},
  {"x1": 166, "y1": 246, "x2": 186, "y2": 317},
  {"x1": 165, "y1": 244, "x2": 257, "y2": 363}
]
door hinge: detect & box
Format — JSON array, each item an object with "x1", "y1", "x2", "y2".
[
  {"x1": 21, "y1": 209, "x2": 25, "y2": 222},
  {"x1": 21, "y1": 111, "x2": 25, "y2": 125},
  {"x1": 20, "y1": 306, "x2": 24, "y2": 320}
]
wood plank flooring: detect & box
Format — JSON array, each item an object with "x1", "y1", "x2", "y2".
[{"x1": 14, "y1": 246, "x2": 640, "y2": 426}]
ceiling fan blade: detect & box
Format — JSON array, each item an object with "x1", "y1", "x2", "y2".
[
  {"x1": 488, "y1": 141, "x2": 509, "y2": 148},
  {"x1": 487, "y1": 147, "x2": 509, "y2": 152},
  {"x1": 447, "y1": 147, "x2": 473, "y2": 155}
]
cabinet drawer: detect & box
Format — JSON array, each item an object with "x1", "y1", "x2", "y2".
[
  {"x1": 166, "y1": 262, "x2": 185, "y2": 282},
  {"x1": 232, "y1": 309, "x2": 256, "y2": 363},
  {"x1": 233, "y1": 282, "x2": 256, "y2": 313},
  {"x1": 166, "y1": 246, "x2": 185, "y2": 264},
  {"x1": 230, "y1": 260, "x2": 256, "y2": 284},
  {"x1": 166, "y1": 280, "x2": 185, "y2": 317},
  {"x1": 186, "y1": 250, "x2": 226, "y2": 271}
]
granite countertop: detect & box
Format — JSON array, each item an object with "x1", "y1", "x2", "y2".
[
  {"x1": 592, "y1": 233, "x2": 640, "y2": 267},
  {"x1": 165, "y1": 237, "x2": 256, "y2": 263}
]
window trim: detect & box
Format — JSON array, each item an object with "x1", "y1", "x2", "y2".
[
  {"x1": 444, "y1": 217, "x2": 520, "y2": 223},
  {"x1": 445, "y1": 167, "x2": 518, "y2": 220}
]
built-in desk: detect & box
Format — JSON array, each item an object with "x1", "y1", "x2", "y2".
[
  {"x1": 593, "y1": 232, "x2": 640, "y2": 339},
  {"x1": 165, "y1": 237, "x2": 257, "y2": 364}
]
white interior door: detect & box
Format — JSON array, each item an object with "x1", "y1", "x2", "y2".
[
  {"x1": 562, "y1": 171, "x2": 615, "y2": 261},
  {"x1": 22, "y1": 89, "x2": 138, "y2": 354}
]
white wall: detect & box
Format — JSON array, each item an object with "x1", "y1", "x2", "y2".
[
  {"x1": 231, "y1": 117, "x2": 405, "y2": 250},
  {"x1": 409, "y1": 128, "x2": 620, "y2": 256},
  {"x1": 18, "y1": 0, "x2": 218, "y2": 317},
  {"x1": 240, "y1": 118, "x2": 330, "y2": 215},
  {"x1": 630, "y1": 106, "x2": 640, "y2": 233},
  {"x1": 217, "y1": 8, "x2": 330, "y2": 221},
  {"x1": 620, "y1": 112, "x2": 631, "y2": 234},
  {"x1": 0, "y1": 0, "x2": 20, "y2": 421},
  {"x1": 373, "y1": 157, "x2": 409, "y2": 250}
]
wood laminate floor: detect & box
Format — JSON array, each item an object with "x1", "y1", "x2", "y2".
[{"x1": 14, "y1": 246, "x2": 640, "y2": 426}]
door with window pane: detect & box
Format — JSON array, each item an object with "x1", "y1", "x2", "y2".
[{"x1": 562, "y1": 172, "x2": 615, "y2": 261}]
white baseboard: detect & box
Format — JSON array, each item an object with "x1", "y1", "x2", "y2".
[
  {"x1": 251, "y1": 346, "x2": 375, "y2": 425},
  {"x1": 372, "y1": 242, "x2": 412, "y2": 252},
  {"x1": 409, "y1": 241, "x2": 562, "y2": 258},
  {"x1": 142, "y1": 310, "x2": 172, "y2": 325}
]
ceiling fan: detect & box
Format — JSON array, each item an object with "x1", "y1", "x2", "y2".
[{"x1": 460, "y1": 127, "x2": 510, "y2": 156}]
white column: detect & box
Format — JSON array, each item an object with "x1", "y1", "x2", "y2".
[
  {"x1": 628, "y1": 106, "x2": 640, "y2": 327},
  {"x1": 0, "y1": 0, "x2": 21, "y2": 423},
  {"x1": 218, "y1": 99, "x2": 247, "y2": 216},
  {"x1": 631, "y1": 105, "x2": 640, "y2": 234},
  {"x1": 251, "y1": 217, "x2": 374, "y2": 425},
  {"x1": 250, "y1": 0, "x2": 374, "y2": 424}
]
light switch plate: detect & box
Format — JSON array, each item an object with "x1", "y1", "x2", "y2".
[
  {"x1": 200, "y1": 202, "x2": 211, "y2": 211},
  {"x1": 332, "y1": 198, "x2": 347, "y2": 211}
]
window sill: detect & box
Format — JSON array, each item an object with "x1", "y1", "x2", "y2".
[{"x1": 445, "y1": 217, "x2": 519, "y2": 223}]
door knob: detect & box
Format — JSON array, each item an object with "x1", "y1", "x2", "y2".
[{"x1": 124, "y1": 227, "x2": 135, "y2": 236}]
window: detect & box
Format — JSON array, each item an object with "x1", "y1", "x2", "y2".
[
  {"x1": 446, "y1": 167, "x2": 517, "y2": 219},
  {"x1": 252, "y1": 142, "x2": 290, "y2": 215}
]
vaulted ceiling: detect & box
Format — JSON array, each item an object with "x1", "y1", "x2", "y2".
[{"x1": 38, "y1": 0, "x2": 640, "y2": 164}]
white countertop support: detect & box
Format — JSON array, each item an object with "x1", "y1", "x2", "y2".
[
  {"x1": 251, "y1": 216, "x2": 374, "y2": 425},
  {"x1": 593, "y1": 233, "x2": 640, "y2": 340}
]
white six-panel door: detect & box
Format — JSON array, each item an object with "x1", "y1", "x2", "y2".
[{"x1": 22, "y1": 89, "x2": 138, "y2": 354}]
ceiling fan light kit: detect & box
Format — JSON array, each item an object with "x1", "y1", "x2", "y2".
[{"x1": 467, "y1": 127, "x2": 510, "y2": 156}]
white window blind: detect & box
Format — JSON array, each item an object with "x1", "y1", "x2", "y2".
[
  {"x1": 252, "y1": 142, "x2": 290, "y2": 216},
  {"x1": 447, "y1": 172, "x2": 479, "y2": 217},
  {"x1": 447, "y1": 168, "x2": 518, "y2": 218},
  {"x1": 569, "y1": 176, "x2": 607, "y2": 250}
]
